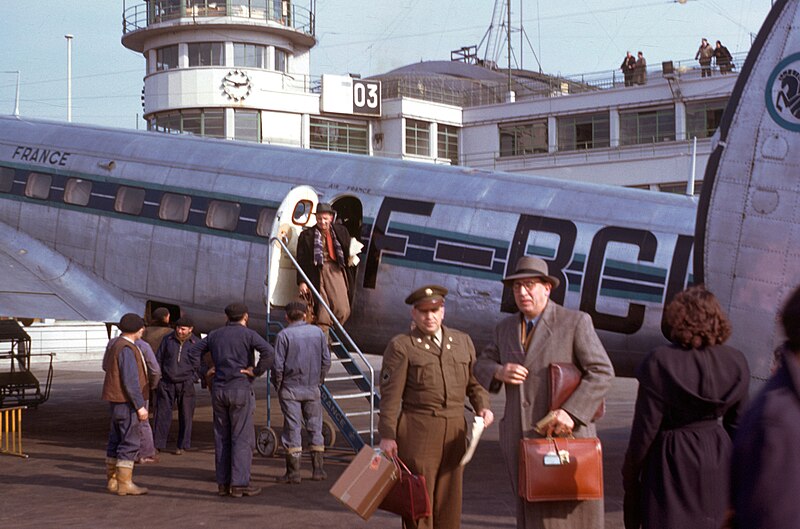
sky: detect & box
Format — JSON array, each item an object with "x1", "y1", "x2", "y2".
[{"x1": 0, "y1": 0, "x2": 771, "y2": 130}]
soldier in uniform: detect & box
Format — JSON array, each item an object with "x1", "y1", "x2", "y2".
[
  {"x1": 379, "y1": 285, "x2": 494, "y2": 529},
  {"x1": 188, "y1": 303, "x2": 274, "y2": 498}
]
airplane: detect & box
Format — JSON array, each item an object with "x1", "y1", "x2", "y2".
[{"x1": 0, "y1": 0, "x2": 797, "y2": 384}]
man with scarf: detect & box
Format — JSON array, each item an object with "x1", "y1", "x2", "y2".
[{"x1": 296, "y1": 202, "x2": 352, "y2": 336}]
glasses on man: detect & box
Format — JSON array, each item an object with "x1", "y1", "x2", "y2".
[{"x1": 512, "y1": 280, "x2": 543, "y2": 292}]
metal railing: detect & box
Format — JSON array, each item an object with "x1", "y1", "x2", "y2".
[
  {"x1": 379, "y1": 51, "x2": 747, "y2": 109},
  {"x1": 268, "y1": 236, "x2": 376, "y2": 448},
  {"x1": 123, "y1": 1, "x2": 314, "y2": 37}
]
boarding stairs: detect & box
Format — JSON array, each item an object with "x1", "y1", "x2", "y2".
[{"x1": 268, "y1": 237, "x2": 380, "y2": 453}]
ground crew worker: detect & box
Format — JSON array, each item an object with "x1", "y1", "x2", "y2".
[
  {"x1": 101, "y1": 313, "x2": 151, "y2": 496},
  {"x1": 296, "y1": 202, "x2": 353, "y2": 336},
  {"x1": 154, "y1": 317, "x2": 199, "y2": 455},
  {"x1": 188, "y1": 303, "x2": 274, "y2": 498},
  {"x1": 271, "y1": 301, "x2": 331, "y2": 484},
  {"x1": 143, "y1": 307, "x2": 172, "y2": 352},
  {"x1": 379, "y1": 285, "x2": 494, "y2": 529}
]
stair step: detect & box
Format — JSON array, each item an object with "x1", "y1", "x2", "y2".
[
  {"x1": 331, "y1": 357, "x2": 353, "y2": 363},
  {"x1": 325, "y1": 374, "x2": 363, "y2": 382},
  {"x1": 346, "y1": 410, "x2": 378, "y2": 417},
  {"x1": 332, "y1": 391, "x2": 372, "y2": 400},
  {"x1": 356, "y1": 428, "x2": 377, "y2": 435}
]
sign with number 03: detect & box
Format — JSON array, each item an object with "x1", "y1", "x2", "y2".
[{"x1": 352, "y1": 79, "x2": 381, "y2": 116}]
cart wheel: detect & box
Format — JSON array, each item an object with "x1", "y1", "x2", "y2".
[
  {"x1": 322, "y1": 417, "x2": 336, "y2": 448},
  {"x1": 256, "y1": 427, "x2": 278, "y2": 457}
]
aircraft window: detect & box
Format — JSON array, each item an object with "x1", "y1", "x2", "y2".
[
  {"x1": 256, "y1": 208, "x2": 276, "y2": 237},
  {"x1": 206, "y1": 200, "x2": 241, "y2": 231},
  {"x1": 0, "y1": 167, "x2": 14, "y2": 193},
  {"x1": 115, "y1": 186, "x2": 146, "y2": 215},
  {"x1": 25, "y1": 172, "x2": 52, "y2": 200},
  {"x1": 159, "y1": 193, "x2": 191, "y2": 223},
  {"x1": 292, "y1": 200, "x2": 313, "y2": 226},
  {"x1": 64, "y1": 179, "x2": 92, "y2": 206}
]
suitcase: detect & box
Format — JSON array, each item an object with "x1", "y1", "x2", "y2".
[{"x1": 330, "y1": 446, "x2": 398, "y2": 520}]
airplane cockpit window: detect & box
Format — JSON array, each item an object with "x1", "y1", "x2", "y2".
[
  {"x1": 292, "y1": 200, "x2": 312, "y2": 226},
  {"x1": 159, "y1": 193, "x2": 191, "y2": 223},
  {"x1": 0, "y1": 167, "x2": 13, "y2": 193},
  {"x1": 25, "y1": 172, "x2": 52, "y2": 200},
  {"x1": 64, "y1": 179, "x2": 92, "y2": 206},
  {"x1": 206, "y1": 200, "x2": 241, "y2": 231},
  {"x1": 115, "y1": 186, "x2": 146, "y2": 215}
]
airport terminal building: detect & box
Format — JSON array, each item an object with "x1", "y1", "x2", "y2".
[{"x1": 122, "y1": 0, "x2": 741, "y2": 194}]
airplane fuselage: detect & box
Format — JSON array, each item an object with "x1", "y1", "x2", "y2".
[{"x1": 0, "y1": 116, "x2": 697, "y2": 376}]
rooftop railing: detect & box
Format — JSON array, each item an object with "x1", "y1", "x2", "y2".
[
  {"x1": 379, "y1": 51, "x2": 747, "y2": 108},
  {"x1": 123, "y1": 1, "x2": 314, "y2": 37}
]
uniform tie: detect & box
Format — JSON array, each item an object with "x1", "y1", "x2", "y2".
[{"x1": 431, "y1": 334, "x2": 441, "y2": 349}]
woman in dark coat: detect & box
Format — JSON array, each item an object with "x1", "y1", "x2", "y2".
[
  {"x1": 730, "y1": 284, "x2": 800, "y2": 528},
  {"x1": 621, "y1": 285, "x2": 750, "y2": 529}
]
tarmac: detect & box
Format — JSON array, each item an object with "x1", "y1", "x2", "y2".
[{"x1": 0, "y1": 358, "x2": 637, "y2": 529}]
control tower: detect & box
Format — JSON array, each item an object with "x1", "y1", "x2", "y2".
[{"x1": 121, "y1": 1, "x2": 320, "y2": 145}]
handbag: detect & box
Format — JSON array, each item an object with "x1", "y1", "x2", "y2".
[
  {"x1": 549, "y1": 362, "x2": 605, "y2": 421},
  {"x1": 378, "y1": 457, "x2": 431, "y2": 521},
  {"x1": 298, "y1": 290, "x2": 317, "y2": 324},
  {"x1": 518, "y1": 436, "x2": 604, "y2": 502}
]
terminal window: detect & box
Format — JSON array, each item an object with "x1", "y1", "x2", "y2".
[
  {"x1": 235, "y1": 110, "x2": 261, "y2": 142},
  {"x1": 310, "y1": 118, "x2": 368, "y2": 155},
  {"x1": 156, "y1": 45, "x2": 179, "y2": 71},
  {"x1": 620, "y1": 107, "x2": 676, "y2": 146},
  {"x1": 437, "y1": 124, "x2": 459, "y2": 165},
  {"x1": 234, "y1": 43, "x2": 266, "y2": 68},
  {"x1": 557, "y1": 112, "x2": 610, "y2": 151},
  {"x1": 405, "y1": 119, "x2": 431, "y2": 157},
  {"x1": 499, "y1": 120, "x2": 548, "y2": 157},
  {"x1": 686, "y1": 99, "x2": 727, "y2": 139},
  {"x1": 274, "y1": 48, "x2": 288, "y2": 73},
  {"x1": 188, "y1": 42, "x2": 224, "y2": 67}
]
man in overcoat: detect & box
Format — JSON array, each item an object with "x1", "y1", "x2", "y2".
[
  {"x1": 296, "y1": 203, "x2": 353, "y2": 336},
  {"x1": 474, "y1": 256, "x2": 614, "y2": 529},
  {"x1": 379, "y1": 285, "x2": 494, "y2": 529}
]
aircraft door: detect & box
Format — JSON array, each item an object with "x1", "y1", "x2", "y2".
[{"x1": 266, "y1": 185, "x2": 318, "y2": 308}]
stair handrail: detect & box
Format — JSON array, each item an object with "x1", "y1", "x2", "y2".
[{"x1": 269, "y1": 236, "x2": 376, "y2": 446}]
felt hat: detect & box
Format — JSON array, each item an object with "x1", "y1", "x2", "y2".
[{"x1": 502, "y1": 256, "x2": 560, "y2": 288}]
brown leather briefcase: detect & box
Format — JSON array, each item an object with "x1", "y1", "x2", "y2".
[
  {"x1": 549, "y1": 362, "x2": 605, "y2": 421},
  {"x1": 518, "y1": 436, "x2": 604, "y2": 502}
]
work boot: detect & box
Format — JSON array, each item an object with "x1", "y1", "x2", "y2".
[
  {"x1": 229, "y1": 484, "x2": 262, "y2": 498},
  {"x1": 311, "y1": 450, "x2": 327, "y2": 481},
  {"x1": 105, "y1": 457, "x2": 118, "y2": 493},
  {"x1": 115, "y1": 461, "x2": 149, "y2": 496},
  {"x1": 278, "y1": 452, "x2": 302, "y2": 484}
]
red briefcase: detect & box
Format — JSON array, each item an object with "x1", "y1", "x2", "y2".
[
  {"x1": 518, "y1": 436, "x2": 604, "y2": 502},
  {"x1": 379, "y1": 457, "x2": 431, "y2": 521}
]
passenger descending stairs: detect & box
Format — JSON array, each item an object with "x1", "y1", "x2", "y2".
[{"x1": 270, "y1": 237, "x2": 380, "y2": 453}]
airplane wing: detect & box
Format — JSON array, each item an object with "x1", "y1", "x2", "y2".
[{"x1": 0, "y1": 221, "x2": 144, "y2": 321}]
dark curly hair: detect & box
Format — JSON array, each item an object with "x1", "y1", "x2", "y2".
[
  {"x1": 664, "y1": 285, "x2": 731, "y2": 349},
  {"x1": 782, "y1": 284, "x2": 800, "y2": 351}
]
